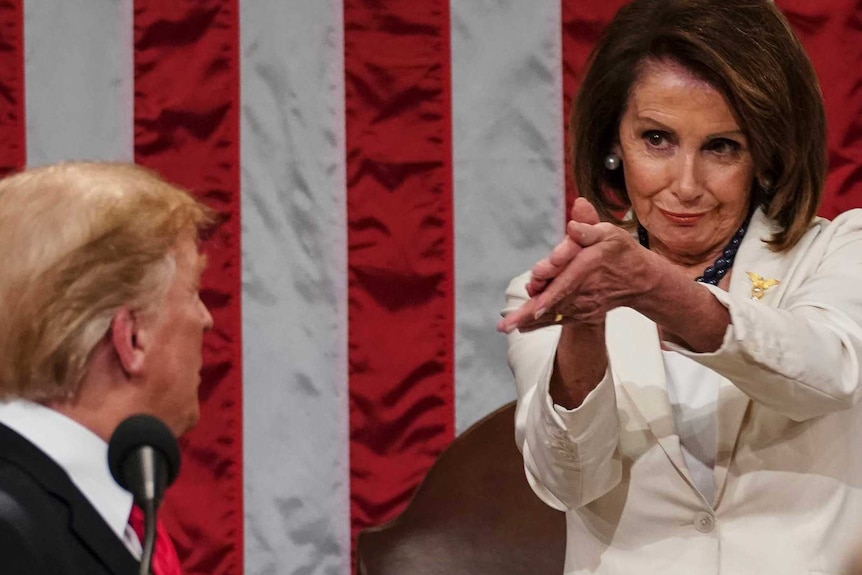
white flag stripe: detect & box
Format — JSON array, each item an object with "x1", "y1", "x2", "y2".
[
  {"x1": 239, "y1": 0, "x2": 349, "y2": 573},
  {"x1": 24, "y1": 0, "x2": 132, "y2": 165},
  {"x1": 452, "y1": 1, "x2": 565, "y2": 432}
]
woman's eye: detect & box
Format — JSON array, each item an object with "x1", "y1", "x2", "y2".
[
  {"x1": 707, "y1": 138, "x2": 741, "y2": 155},
  {"x1": 643, "y1": 131, "x2": 669, "y2": 148}
]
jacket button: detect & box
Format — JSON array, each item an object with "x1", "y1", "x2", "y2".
[{"x1": 694, "y1": 511, "x2": 715, "y2": 533}]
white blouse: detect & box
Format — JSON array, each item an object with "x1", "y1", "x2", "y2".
[{"x1": 662, "y1": 350, "x2": 723, "y2": 504}]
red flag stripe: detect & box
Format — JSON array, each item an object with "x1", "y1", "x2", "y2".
[
  {"x1": 775, "y1": 0, "x2": 862, "y2": 219},
  {"x1": 133, "y1": 3, "x2": 243, "y2": 574},
  {"x1": 345, "y1": 0, "x2": 455, "y2": 554},
  {"x1": 0, "y1": 0, "x2": 24, "y2": 175}
]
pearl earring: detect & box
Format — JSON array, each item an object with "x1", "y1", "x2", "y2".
[{"x1": 604, "y1": 153, "x2": 621, "y2": 170}]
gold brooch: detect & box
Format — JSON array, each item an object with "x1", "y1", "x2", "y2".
[{"x1": 746, "y1": 271, "x2": 780, "y2": 301}]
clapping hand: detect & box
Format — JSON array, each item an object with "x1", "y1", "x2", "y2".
[{"x1": 498, "y1": 197, "x2": 646, "y2": 333}]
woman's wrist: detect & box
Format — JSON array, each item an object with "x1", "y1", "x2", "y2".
[
  {"x1": 630, "y1": 261, "x2": 730, "y2": 353},
  {"x1": 550, "y1": 322, "x2": 608, "y2": 409}
]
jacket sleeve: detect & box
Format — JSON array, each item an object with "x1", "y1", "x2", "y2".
[
  {"x1": 504, "y1": 271, "x2": 621, "y2": 510},
  {"x1": 669, "y1": 210, "x2": 862, "y2": 421}
]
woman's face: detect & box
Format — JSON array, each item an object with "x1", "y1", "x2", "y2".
[{"x1": 616, "y1": 59, "x2": 755, "y2": 267}]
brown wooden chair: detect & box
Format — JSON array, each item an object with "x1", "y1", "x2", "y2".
[{"x1": 356, "y1": 401, "x2": 566, "y2": 575}]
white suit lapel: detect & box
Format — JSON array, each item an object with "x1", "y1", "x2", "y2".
[{"x1": 713, "y1": 209, "x2": 794, "y2": 505}]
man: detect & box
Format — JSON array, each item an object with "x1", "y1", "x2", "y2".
[{"x1": 0, "y1": 162, "x2": 214, "y2": 574}]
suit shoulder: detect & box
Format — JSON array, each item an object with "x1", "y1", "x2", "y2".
[
  {"x1": 0, "y1": 464, "x2": 55, "y2": 572},
  {"x1": 803, "y1": 210, "x2": 862, "y2": 259},
  {"x1": 0, "y1": 460, "x2": 62, "y2": 533},
  {"x1": 811, "y1": 209, "x2": 862, "y2": 235}
]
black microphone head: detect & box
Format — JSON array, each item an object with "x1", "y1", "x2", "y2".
[{"x1": 108, "y1": 414, "x2": 181, "y2": 493}]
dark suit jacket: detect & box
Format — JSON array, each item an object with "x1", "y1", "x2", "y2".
[{"x1": 0, "y1": 421, "x2": 139, "y2": 575}]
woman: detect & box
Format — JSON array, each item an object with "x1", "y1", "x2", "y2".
[{"x1": 497, "y1": 0, "x2": 862, "y2": 573}]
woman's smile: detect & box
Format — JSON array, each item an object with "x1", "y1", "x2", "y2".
[{"x1": 656, "y1": 208, "x2": 709, "y2": 226}]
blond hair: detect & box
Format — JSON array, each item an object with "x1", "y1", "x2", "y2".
[{"x1": 0, "y1": 162, "x2": 214, "y2": 401}]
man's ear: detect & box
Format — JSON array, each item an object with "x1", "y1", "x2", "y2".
[{"x1": 110, "y1": 307, "x2": 146, "y2": 375}]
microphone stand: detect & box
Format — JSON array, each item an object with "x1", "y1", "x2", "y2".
[
  {"x1": 137, "y1": 446, "x2": 162, "y2": 575},
  {"x1": 140, "y1": 498, "x2": 157, "y2": 575}
]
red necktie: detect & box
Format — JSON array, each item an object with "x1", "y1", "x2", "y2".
[{"x1": 128, "y1": 505, "x2": 183, "y2": 575}]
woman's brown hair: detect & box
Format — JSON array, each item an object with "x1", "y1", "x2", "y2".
[{"x1": 572, "y1": 0, "x2": 826, "y2": 251}]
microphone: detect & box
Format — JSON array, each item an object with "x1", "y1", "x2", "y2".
[{"x1": 108, "y1": 414, "x2": 181, "y2": 575}]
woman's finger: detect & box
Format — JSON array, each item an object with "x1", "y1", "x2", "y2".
[
  {"x1": 526, "y1": 277, "x2": 548, "y2": 298},
  {"x1": 530, "y1": 255, "x2": 590, "y2": 320},
  {"x1": 499, "y1": 252, "x2": 593, "y2": 333},
  {"x1": 549, "y1": 236, "x2": 582, "y2": 267},
  {"x1": 567, "y1": 220, "x2": 608, "y2": 247},
  {"x1": 531, "y1": 239, "x2": 582, "y2": 282},
  {"x1": 528, "y1": 234, "x2": 584, "y2": 297},
  {"x1": 570, "y1": 197, "x2": 600, "y2": 225},
  {"x1": 497, "y1": 296, "x2": 544, "y2": 333},
  {"x1": 511, "y1": 313, "x2": 567, "y2": 333}
]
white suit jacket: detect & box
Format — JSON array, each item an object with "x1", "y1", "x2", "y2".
[{"x1": 504, "y1": 208, "x2": 862, "y2": 574}]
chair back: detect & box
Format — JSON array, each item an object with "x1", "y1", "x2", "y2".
[{"x1": 356, "y1": 401, "x2": 566, "y2": 575}]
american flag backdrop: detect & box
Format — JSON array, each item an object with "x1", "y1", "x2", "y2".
[{"x1": 0, "y1": 1, "x2": 859, "y2": 573}]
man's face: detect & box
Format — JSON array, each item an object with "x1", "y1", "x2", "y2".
[{"x1": 140, "y1": 233, "x2": 213, "y2": 436}]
